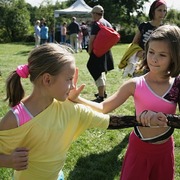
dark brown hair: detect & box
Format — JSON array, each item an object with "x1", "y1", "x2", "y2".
[
  {"x1": 143, "y1": 25, "x2": 180, "y2": 77},
  {"x1": 149, "y1": 0, "x2": 167, "y2": 20}
]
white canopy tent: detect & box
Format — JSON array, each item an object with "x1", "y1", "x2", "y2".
[
  {"x1": 54, "y1": 0, "x2": 92, "y2": 42},
  {"x1": 54, "y1": 0, "x2": 92, "y2": 17}
]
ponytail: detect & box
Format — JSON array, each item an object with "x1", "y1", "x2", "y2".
[{"x1": 5, "y1": 64, "x2": 29, "y2": 107}]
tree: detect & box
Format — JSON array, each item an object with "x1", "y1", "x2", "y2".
[
  {"x1": 0, "y1": 0, "x2": 30, "y2": 42},
  {"x1": 67, "y1": 0, "x2": 149, "y2": 25},
  {"x1": 166, "y1": 9, "x2": 180, "y2": 27}
]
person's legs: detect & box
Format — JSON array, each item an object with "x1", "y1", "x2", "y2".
[
  {"x1": 70, "y1": 34, "x2": 74, "y2": 49},
  {"x1": 93, "y1": 73, "x2": 106, "y2": 103},
  {"x1": 37, "y1": 36, "x2": 41, "y2": 47},
  {"x1": 74, "y1": 33, "x2": 78, "y2": 53}
]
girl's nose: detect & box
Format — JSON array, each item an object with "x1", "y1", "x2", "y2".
[{"x1": 152, "y1": 54, "x2": 158, "y2": 63}]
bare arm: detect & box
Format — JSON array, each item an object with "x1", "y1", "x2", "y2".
[
  {"x1": 0, "y1": 110, "x2": 18, "y2": 130},
  {"x1": 74, "y1": 79, "x2": 135, "y2": 114},
  {"x1": 108, "y1": 113, "x2": 168, "y2": 129},
  {"x1": 69, "y1": 69, "x2": 136, "y2": 114},
  {"x1": 0, "y1": 148, "x2": 29, "y2": 170},
  {"x1": 132, "y1": 29, "x2": 141, "y2": 45}
]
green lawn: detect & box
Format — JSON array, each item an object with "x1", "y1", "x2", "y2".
[{"x1": 0, "y1": 43, "x2": 180, "y2": 180}]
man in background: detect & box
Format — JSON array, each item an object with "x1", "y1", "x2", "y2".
[
  {"x1": 87, "y1": 5, "x2": 114, "y2": 103},
  {"x1": 68, "y1": 17, "x2": 81, "y2": 53}
]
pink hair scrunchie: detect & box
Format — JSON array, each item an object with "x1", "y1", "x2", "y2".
[{"x1": 16, "y1": 64, "x2": 29, "y2": 78}]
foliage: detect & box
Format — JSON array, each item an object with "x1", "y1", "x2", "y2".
[
  {"x1": 0, "y1": 0, "x2": 30, "y2": 42},
  {"x1": 0, "y1": 0, "x2": 180, "y2": 43},
  {"x1": 67, "y1": 0, "x2": 149, "y2": 25},
  {"x1": 166, "y1": 9, "x2": 180, "y2": 27}
]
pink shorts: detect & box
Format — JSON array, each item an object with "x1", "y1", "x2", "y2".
[{"x1": 120, "y1": 131, "x2": 175, "y2": 180}]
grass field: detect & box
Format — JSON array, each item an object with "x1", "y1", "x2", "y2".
[{"x1": 0, "y1": 43, "x2": 180, "y2": 180}]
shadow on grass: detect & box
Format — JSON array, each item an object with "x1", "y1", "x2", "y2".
[
  {"x1": 15, "y1": 50, "x2": 31, "y2": 56},
  {"x1": 11, "y1": 42, "x2": 34, "y2": 46},
  {"x1": 67, "y1": 133, "x2": 129, "y2": 180}
]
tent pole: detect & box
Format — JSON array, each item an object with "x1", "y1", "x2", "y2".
[{"x1": 54, "y1": 13, "x2": 56, "y2": 42}]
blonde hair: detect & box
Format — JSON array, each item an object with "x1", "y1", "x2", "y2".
[{"x1": 5, "y1": 43, "x2": 75, "y2": 107}]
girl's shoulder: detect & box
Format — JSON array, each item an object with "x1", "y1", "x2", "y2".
[{"x1": 0, "y1": 110, "x2": 17, "y2": 130}]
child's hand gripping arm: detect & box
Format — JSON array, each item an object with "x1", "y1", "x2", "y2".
[
  {"x1": 0, "y1": 147, "x2": 29, "y2": 171},
  {"x1": 137, "y1": 110, "x2": 168, "y2": 127}
]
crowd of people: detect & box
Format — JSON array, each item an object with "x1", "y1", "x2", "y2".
[
  {"x1": 34, "y1": 16, "x2": 90, "y2": 53},
  {"x1": 1, "y1": 0, "x2": 180, "y2": 180}
]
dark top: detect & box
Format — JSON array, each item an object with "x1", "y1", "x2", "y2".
[
  {"x1": 138, "y1": 22, "x2": 157, "y2": 49},
  {"x1": 68, "y1": 21, "x2": 80, "y2": 35},
  {"x1": 87, "y1": 19, "x2": 114, "y2": 81}
]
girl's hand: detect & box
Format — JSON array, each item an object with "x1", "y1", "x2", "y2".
[
  {"x1": 137, "y1": 110, "x2": 168, "y2": 127},
  {"x1": 10, "y1": 147, "x2": 29, "y2": 171},
  {"x1": 68, "y1": 68, "x2": 85, "y2": 102}
]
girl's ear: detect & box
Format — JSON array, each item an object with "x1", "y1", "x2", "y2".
[{"x1": 42, "y1": 73, "x2": 52, "y2": 86}]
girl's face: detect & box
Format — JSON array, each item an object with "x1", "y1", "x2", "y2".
[
  {"x1": 48, "y1": 62, "x2": 76, "y2": 101},
  {"x1": 154, "y1": 4, "x2": 167, "y2": 20},
  {"x1": 147, "y1": 40, "x2": 171, "y2": 75}
]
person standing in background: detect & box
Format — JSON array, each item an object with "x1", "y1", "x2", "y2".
[
  {"x1": 49, "y1": 26, "x2": 55, "y2": 43},
  {"x1": 40, "y1": 22, "x2": 49, "y2": 44},
  {"x1": 87, "y1": 5, "x2": 114, "y2": 103},
  {"x1": 78, "y1": 29, "x2": 83, "y2": 52},
  {"x1": 133, "y1": 0, "x2": 167, "y2": 50},
  {"x1": 40, "y1": 17, "x2": 46, "y2": 28},
  {"x1": 61, "y1": 22, "x2": 67, "y2": 43},
  {"x1": 68, "y1": 17, "x2": 81, "y2": 53},
  {"x1": 34, "y1": 20, "x2": 41, "y2": 48},
  {"x1": 132, "y1": 0, "x2": 167, "y2": 74},
  {"x1": 81, "y1": 21, "x2": 89, "y2": 50}
]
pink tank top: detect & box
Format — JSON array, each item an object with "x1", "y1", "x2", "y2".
[
  {"x1": 134, "y1": 76, "x2": 177, "y2": 115},
  {"x1": 11, "y1": 102, "x2": 33, "y2": 126}
]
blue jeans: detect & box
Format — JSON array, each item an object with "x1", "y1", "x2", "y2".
[{"x1": 61, "y1": 35, "x2": 66, "y2": 43}]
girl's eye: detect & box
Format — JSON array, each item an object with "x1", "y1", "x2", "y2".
[
  {"x1": 160, "y1": 54, "x2": 166, "y2": 57},
  {"x1": 148, "y1": 51, "x2": 154, "y2": 54}
]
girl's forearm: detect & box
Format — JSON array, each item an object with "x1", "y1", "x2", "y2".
[
  {"x1": 77, "y1": 96, "x2": 103, "y2": 112},
  {"x1": 108, "y1": 115, "x2": 141, "y2": 129},
  {"x1": 0, "y1": 154, "x2": 11, "y2": 168}
]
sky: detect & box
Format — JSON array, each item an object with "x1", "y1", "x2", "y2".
[
  {"x1": 25, "y1": 0, "x2": 66, "y2": 7},
  {"x1": 26, "y1": 0, "x2": 180, "y2": 12},
  {"x1": 144, "y1": 0, "x2": 180, "y2": 14}
]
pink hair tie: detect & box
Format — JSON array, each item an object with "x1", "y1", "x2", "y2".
[{"x1": 16, "y1": 64, "x2": 29, "y2": 78}]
